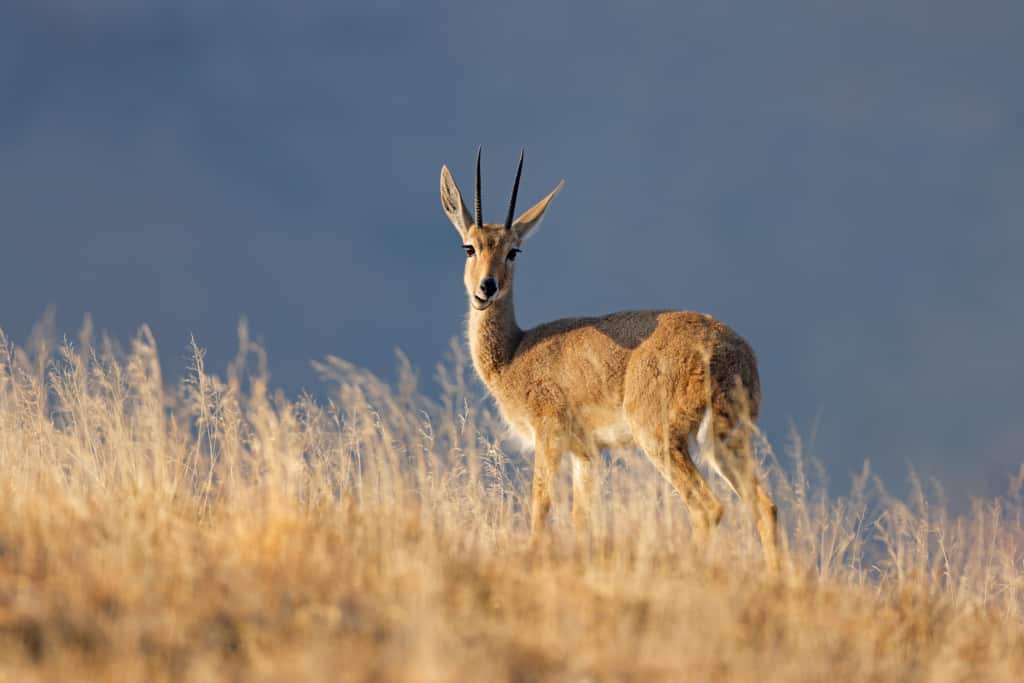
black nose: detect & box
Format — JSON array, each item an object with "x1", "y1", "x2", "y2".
[{"x1": 480, "y1": 278, "x2": 498, "y2": 298}]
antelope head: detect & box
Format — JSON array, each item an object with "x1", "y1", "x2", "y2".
[{"x1": 439, "y1": 148, "x2": 563, "y2": 311}]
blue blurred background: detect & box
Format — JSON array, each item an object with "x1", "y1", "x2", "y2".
[{"x1": 1, "y1": 1, "x2": 1021, "y2": 500}]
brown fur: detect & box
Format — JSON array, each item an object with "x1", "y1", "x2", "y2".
[{"x1": 440, "y1": 162, "x2": 779, "y2": 569}]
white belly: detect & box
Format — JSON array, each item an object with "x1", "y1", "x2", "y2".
[
  {"x1": 500, "y1": 406, "x2": 635, "y2": 452},
  {"x1": 591, "y1": 413, "x2": 634, "y2": 449}
]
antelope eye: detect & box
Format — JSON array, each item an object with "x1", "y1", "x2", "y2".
[
  {"x1": 507, "y1": 249, "x2": 521, "y2": 262},
  {"x1": 462, "y1": 245, "x2": 475, "y2": 257}
]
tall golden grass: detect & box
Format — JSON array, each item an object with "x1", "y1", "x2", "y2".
[{"x1": 0, "y1": 319, "x2": 1022, "y2": 682}]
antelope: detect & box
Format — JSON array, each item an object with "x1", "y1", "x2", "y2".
[{"x1": 438, "y1": 148, "x2": 780, "y2": 569}]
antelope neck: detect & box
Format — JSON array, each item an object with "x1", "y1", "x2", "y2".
[{"x1": 467, "y1": 292, "x2": 522, "y2": 382}]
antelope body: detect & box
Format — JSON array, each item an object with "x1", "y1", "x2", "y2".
[{"x1": 439, "y1": 149, "x2": 779, "y2": 569}]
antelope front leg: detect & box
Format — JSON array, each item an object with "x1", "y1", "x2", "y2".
[
  {"x1": 530, "y1": 435, "x2": 564, "y2": 546},
  {"x1": 571, "y1": 452, "x2": 597, "y2": 534}
]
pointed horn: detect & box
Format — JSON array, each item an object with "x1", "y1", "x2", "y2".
[
  {"x1": 504, "y1": 148, "x2": 524, "y2": 231},
  {"x1": 474, "y1": 146, "x2": 483, "y2": 228}
]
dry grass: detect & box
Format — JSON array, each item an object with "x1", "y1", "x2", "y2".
[{"x1": 0, "y1": 320, "x2": 1022, "y2": 682}]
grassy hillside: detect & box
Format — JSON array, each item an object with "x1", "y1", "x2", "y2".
[{"x1": 0, "y1": 322, "x2": 1021, "y2": 682}]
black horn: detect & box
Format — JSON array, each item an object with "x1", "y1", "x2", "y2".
[
  {"x1": 474, "y1": 146, "x2": 483, "y2": 228},
  {"x1": 504, "y1": 149, "x2": 524, "y2": 232}
]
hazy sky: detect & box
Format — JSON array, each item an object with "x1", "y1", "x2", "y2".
[{"x1": 2, "y1": 1, "x2": 1021, "y2": 499}]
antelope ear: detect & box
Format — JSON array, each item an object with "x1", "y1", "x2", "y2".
[
  {"x1": 512, "y1": 181, "x2": 564, "y2": 241},
  {"x1": 440, "y1": 165, "x2": 473, "y2": 239}
]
